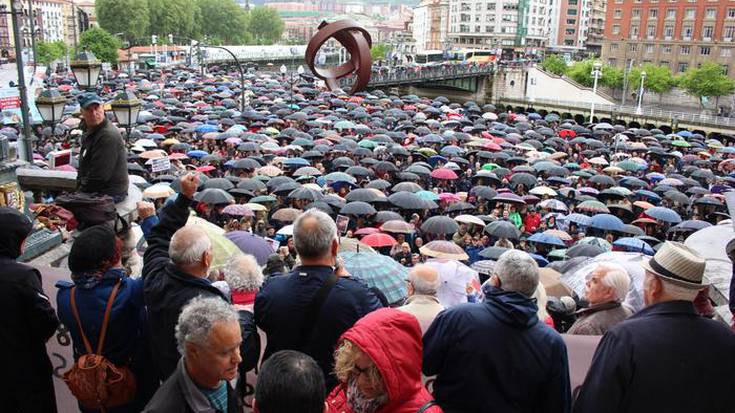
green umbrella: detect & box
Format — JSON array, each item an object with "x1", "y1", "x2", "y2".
[
  {"x1": 334, "y1": 120, "x2": 356, "y2": 130},
  {"x1": 187, "y1": 216, "x2": 243, "y2": 271},
  {"x1": 617, "y1": 159, "x2": 643, "y2": 172},
  {"x1": 482, "y1": 163, "x2": 499, "y2": 171},
  {"x1": 339, "y1": 251, "x2": 408, "y2": 304},
  {"x1": 416, "y1": 190, "x2": 440, "y2": 201},
  {"x1": 358, "y1": 139, "x2": 378, "y2": 149},
  {"x1": 671, "y1": 140, "x2": 691, "y2": 148}
]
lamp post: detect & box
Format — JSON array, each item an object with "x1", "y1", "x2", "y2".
[
  {"x1": 35, "y1": 89, "x2": 66, "y2": 126},
  {"x1": 70, "y1": 50, "x2": 102, "y2": 90},
  {"x1": 110, "y1": 90, "x2": 141, "y2": 141},
  {"x1": 636, "y1": 70, "x2": 646, "y2": 115},
  {"x1": 590, "y1": 61, "x2": 602, "y2": 122}
]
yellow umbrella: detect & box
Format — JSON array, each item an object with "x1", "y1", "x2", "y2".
[
  {"x1": 162, "y1": 138, "x2": 180, "y2": 146},
  {"x1": 143, "y1": 183, "x2": 175, "y2": 199},
  {"x1": 186, "y1": 216, "x2": 242, "y2": 271}
]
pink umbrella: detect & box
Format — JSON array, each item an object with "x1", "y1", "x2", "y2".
[
  {"x1": 169, "y1": 152, "x2": 188, "y2": 160},
  {"x1": 196, "y1": 165, "x2": 216, "y2": 172},
  {"x1": 354, "y1": 227, "x2": 381, "y2": 236},
  {"x1": 361, "y1": 233, "x2": 397, "y2": 248},
  {"x1": 222, "y1": 204, "x2": 255, "y2": 217},
  {"x1": 439, "y1": 192, "x2": 460, "y2": 202},
  {"x1": 431, "y1": 168, "x2": 458, "y2": 180},
  {"x1": 225, "y1": 137, "x2": 242, "y2": 145}
]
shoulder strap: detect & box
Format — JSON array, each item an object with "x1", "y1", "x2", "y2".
[
  {"x1": 96, "y1": 280, "x2": 122, "y2": 355},
  {"x1": 70, "y1": 286, "x2": 94, "y2": 355},
  {"x1": 417, "y1": 400, "x2": 438, "y2": 413},
  {"x1": 300, "y1": 272, "x2": 339, "y2": 350}
]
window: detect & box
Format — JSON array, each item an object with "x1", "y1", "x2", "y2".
[
  {"x1": 682, "y1": 25, "x2": 693, "y2": 38},
  {"x1": 685, "y1": 8, "x2": 695, "y2": 19},
  {"x1": 680, "y1": 45, "x2": 690, "y2": 54},
  {"x1": 647, "y1": 24, "x2": 656, "y2": 37},
  {"x1": 612, "y1": 24, "x2": 621, "y2": 34},
  {"x1": 629, "y1": 43, "x2": 638, "y2": 52},
  {"x1": 645, "y1": 44, "x2": 655, "y2": 53},
  {"x1": 663, "y1": 45, "x2": 672, "y2": 53},
  {"x1": 700, "y1": 46, "x2": 711, "y2": 55},
  {"x1": 678, "y1": 62, "x2": 688, "y2": 73},
  {"x1": 632, "y1": 8, "x2": 641, "y2": 18},
  {"x1": 630, "y1": 24, "x2": 639, "y2": 37},
  {"x1": 706, "y1": 8, "x2": 716, "y2": 19},
  {"x1": 611, "y1": 43, "x2": 619, "y2": 50},
  {"x1": 567, "y1": 18, "x2": 576, "y2": 24},
  {"x1": 568, "y1": 0, "x2": 578, "y2": 4},
  {"x1": 664, "y1": 25, "x2": 674, "y2": 38},
  {"x1": 487, "y1": 3, "x2": 495, "y2": 10},
  {"x1": 565, "y1": 28, "x2": 576, "y2": 35},
  {"x1": 649, "y1": 9, "x2": 658, "y2": 18},
  {"x1": 660, "y1": 61, "x2": 669, "y2": 67},
  {"x1": 486, "y1": 25, "x2": 494, "y2": 32},
  {"x1": 564, "y1": 39, "x2": 575, "y2": 46},
  {"x1": 723, "y1": 65, "x2": 729, "y2": 75},
  {"x1": 729, "y1": 8, "x2": 735, "y2": 18},
  {"x1": 614, "y1": 9, "x2": 622, "y2": 18},
  {"x1": 567, "y1": 8, "x2": 577, "y2": 15},
  {"x1": 725, "y1": 26, "x2": 735, "y2": 39},
  {"x1": 608, "y1": 58, "x2": 617, "y2": 65},
  {"x1": 476, "y1": 2, "x2": 482, "y2": 11},
  {"x1": 722, "y1": 48, "x2": 732, "y2": 57},
  {"x1": 703, "y1": 26, "x2": 714, "y2": 39}
]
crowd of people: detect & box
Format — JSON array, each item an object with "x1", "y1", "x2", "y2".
[{"x1": 2, "y1": 63, "x2": 735, "y2": 413}]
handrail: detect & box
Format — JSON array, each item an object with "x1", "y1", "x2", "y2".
[{"x1": 338, "y1": 64, "x2": 495, "y2": 88}]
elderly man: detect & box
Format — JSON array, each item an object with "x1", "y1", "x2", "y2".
[
  {"x1": 574, "y1": 242, "x2": 735, "y2": 413},
  {"x1": 143, "y1": 297, "x2": 243, "y2": 413},
  {"x1": 142, "y1": 173, "x2": 229, "y2": 379},
  {"x1": 255, "y1": 209, "x2": 382, "y2": 390},
  {"x1": 423, "y1": 250, "x2": 571, "y2": 413},
  {"x1": 76, "y1": 92, "x2": 128, "y2": 201},
  {"x1": 254, "y1": 350, "x2": 326, "y2": 413},
  {"x1": 398, "y1": 264, "x2": 444, "y2": 334},
  {"x1": 567, "y1": 264, "x2": 631, "y2": 335}
]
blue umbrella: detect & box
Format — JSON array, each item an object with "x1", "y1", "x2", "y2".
[
  {"x1": 224, "y1": 231, "x2": 273, "y2": 265},
  {"x1": 427, "y1": 155, "x2": 448, "y2": 166},
  {"x1": 529, "y1": 253, "x2": 549, "y2": 267},
  {"x1": 527, "y1": 112, "x2": 542, "y2": 120},
  {"x1": 613, "y1": 237, "x2": 655, "y2": 255},
  {"x1": 339, "y1": 251, "x2": 408, "y2": 304},
  {"x1": 195, "y1": 124, "x2": 218, "y2": 133},
  {"x1": 645, "y1": 206, "x2": 682, "y2": 224},
  {"x1": 589, "y1": 214, "x2": 625, "y2": 231},
  {"x1": 282, "y1": 157, "x2": 310, "y2": 167},
  {"x1": 634, "y1": 189, "x2": 662, "y2": 203},
  {"x1": 676, "y1": 130, "x2": 692, "y2": 138},
  {"x1": 528, "y1": 232, "x2": 566, "y2": 247},
  {"x1": 564, "y1": 213, "x2": 592, "y2": 226},
  {"x1": 187, "y1": 149, "x2": 209, "y2": 158},
  {"x1": 670, "y1": 220, "x2": 712, "y2": 232}
]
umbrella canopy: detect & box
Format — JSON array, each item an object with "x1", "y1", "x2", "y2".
[
  {"x1": 613, "y1": 237, "x2": 655, "y2": 255},
  {"x1": 419, "y1": 240, "x2": 469, "y2": 260},
  {"x1": 484, "y1": 220, "x2": 521, "y2": 240},
  {"x1": 224, "y1": 231, "x2": 273, "y2": 266},
  {"x1": 143, "y1": 183, "x2": 175, "y2": 199},
  {"x1": 186, "y1": 217, "x2": 243, "y2": 271},
  {"x1": 361, "y1": 233, "x2": 398, "y2": 248},
  {"x1": 272, "y1": 208, "x2": 303, "y2": 222},
  {"x1": 222, "y1": 204, "x2": 255, "y2": 217},
  {"x1": 589, "y1": 214, "x2": 625, "y2": 232},
  {"x1": 195, "y1": 188, "x2": 234, "y2": 204},
  {"x1": 339, "y1": 251, "x2": 408, "y2": 304},
  {"x1": 454, "y1": 214, "x2": 486, "y2": 227},
  {"x1": 381, "y1": 220, "x2": 416, "y2": 234},
  {"x1": 645, "y1": 206, "x2": 683, "y2": 224},
  {"x1": 528, "y1": 232, "x2": 566, "y2": 247},
  {"x1": 340, "y1": 201, "x2": 377, "y2": 216},
  {"x1": 421, "y1": 216, "x2": 460, "y2": 235}
]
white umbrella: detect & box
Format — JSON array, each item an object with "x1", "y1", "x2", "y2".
[
  {"x1": 276, "y1": 224, "x2": 294, "y2": 236},
  {"x1": 424, "y1": 258, "x2": 481, "y2": 309},
  {"x1": 454, "y1": 214, "x2": 485, "y2": 227},
  {"x1": 684, "y1": 225, "x2": 733, "y2": 300}
]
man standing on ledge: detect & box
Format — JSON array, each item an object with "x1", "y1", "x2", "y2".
[{"x1": 76, "y1": 92, "x2": 128, "y2": 201}]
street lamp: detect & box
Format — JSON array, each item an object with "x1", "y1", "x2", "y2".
[
  {"x1": 110, "y1": 90, "x2": 141, "y2": 140},
  {"x1": 70, "y1": 50, "x2": 102, "y2": 90},
  {"x1": 636, "y1": 70, "x2": 646, "y2": 115},
  {"x1": 35, "y1": 89, "x2": 66, "y2": 125},
  {"x1": 590, "y1": 61, "x2": 602, "y2": 122}
]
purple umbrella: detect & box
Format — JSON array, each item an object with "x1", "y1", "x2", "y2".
[{"x1": 224, "y1": 231, "x2": 274, "y2": 265}]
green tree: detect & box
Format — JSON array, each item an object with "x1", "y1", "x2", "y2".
[
  {"x1": 79, "y1": 27, "x2": 123, "y2": 64},
  {"x1": 677, "y1": 62, "x2": 735, "y2": 108},
  {"x1": 371, "y1": 43, "x2": 390, "y2": 61},
  {"x1": 601, "y1": 65, "x2": 624, "y2": 90},
  {"x1": 195, "y1": 0, "x2": 250, "y2": 44},
  {"x1": 248, "y1": 6, "x2": 284, "y2": 45},
  {"x1": 566, "y1": 59, "x2": 596, "y2": 87},
  {"x1": 541, "y1": 55, "x2": 567, "y2": 76},
  {"x1": 628, "y1": 63, "x2": 677, "y2": 102},
  {"x1": 37, "y1": 40, "x2": 68, "y2": 65},
  {"x1": 96, "y1": 0, "x2": 150, "y2": 41},
  {"x1": 148, "y1": 0, "x2": 197, "y2": 39}
]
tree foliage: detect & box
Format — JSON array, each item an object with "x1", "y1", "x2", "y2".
[
  {"x1": 96, "y1": 0, "x2": 150, "y2": 41},
  {"x1": 195, "y1": 0, "x2": 251, "y2": 44},
  {"x1": 148, "y1": 0, "x2": 197, "y2": 39},
  {"x1": 248, "y1": 6, "x2": 285, "y2": 45},
  {"x1": 541, "y1": 55, "x2": 567, "y2": 76},
  {"x1": 37, "y1": 40, "x2": 68, "y2": 65},
  {"x1": 567, "y1": 59, "x2": 623, "y2": 91},
  {"x1": 628, "y1": 63, "x2": 677, "y2": 97},
  {"x1": 371, "y1": 43, "x2": 390, "y2": 61},
  {"x1": 601, "y1": 65, "x2": 624, "y2": 89},
  {"x1": 79, "y1": 27, "x2": 123, "y2": 64},
  {"x1": 678, "y1": 62, "x2": 735, "y2": 107}
]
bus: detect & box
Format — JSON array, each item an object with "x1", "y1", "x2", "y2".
[
  {"x1": 415, "y1": 50, "x2": 446, "y2": 64},
  {"x1": 459, "y1": 49, "x2": 498, "y2": 64}
]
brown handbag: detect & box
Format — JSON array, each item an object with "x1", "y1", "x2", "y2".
[{"x1": 63, "y1": 280, "x2": 137, "y2": 411}]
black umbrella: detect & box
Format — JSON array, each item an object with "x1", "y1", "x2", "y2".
[
  {"x1": 484, "y1": 220, "x2": 521, "y2": 240},
  {"x1": 389, "y1": 192, "x2": 433, "y2": 210},
  {"x1": 231, "y1": 158, "x2": 261, "y2": 170},
  {"x1": 510, "y1": 173, "x2": 537, "y2": 188},
  {"x1": 345, "y1": 188, "x2": 383, "y2": 203},
  {"x1": 392, "y1": 182, "x2": 423, "y2": 193},
  {"x1": 373, "y1": 161, "x2": 399, "y2": 173},
  {"x1": 345, "y1": 166, "x2": 373, "y2": 177},
  {"x1": 420, "y1": 216, "x2": 459, "y2": 235},
  {"x1": 340, "y1": 201, "x2": 377, "y2": 216},
  {"x1": 471, "y1": 186, "x2": 498, "y2": 200},
  {"x1": 446, "y1": 202, "x2": 475, "y2": 213},
  {"x1": 203, "y1": 178, "x2": 235, "y2": 191},
  {"x1": 566, "y1": 243, "x2": 604, "y2": 258},
  {"x1": 589, "y1": 175, "x2": 616, "y2": 187},
  {"x1": 288, "y1": 187, "x2": 323, "y2": 201},
  {"x1": 194, "y1": 188, "x2": 234, "y2": 204},
  {"x1": 375, "y1": 210, "x2": 404, "y2": 223},
  {"x1": 479, "y1": 246, "x2": 511, "y2": 260},
  {"x1": 238, "y1": 179, "x2": 267, "y2": 193},
  {"x1": 128, "y1": 162, "x2": 146, "y2": 173},
  {"x1": 366, "y1": 179, "x2": 392, "y2": 190},
  {"x1": 273, "y1": 181, "x2": 301, "y2": 196}
]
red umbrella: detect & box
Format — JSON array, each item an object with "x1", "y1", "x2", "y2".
[
  {"x1": 361, "y1": 233, "x2": 397, "y2": 248},
  {"x1": 196, "y1": 165, "x2": 216, "y2": 172},
  {"x1": 169, "y1": 152, "x2": 188, "y2": 160},
  {"x1": 355, "y1": 227, "x2": 381, "y2": 236},
  {"x1": 431, "y1": 168, "x2": 458, "y2": 180},
  {"x1": 483, "y1": 142, "x2": 502, "y2": 151}
]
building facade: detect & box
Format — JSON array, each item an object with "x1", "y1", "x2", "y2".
[
  {"x1": 446, "y1": 0, "x2": 552, "y2": 57},
  {"x1": 602, "y1": 0, "x2": 735, "y2": 78},
  {"x1": 413, "y1": 0, "x2": 449, "y2": 52}
]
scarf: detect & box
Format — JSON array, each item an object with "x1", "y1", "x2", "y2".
[
  {"x1": 346, "y1": 377, "x2": 388, "y2": 413},
  {"x1": 72, "y1": 267, "x2": 126, "y2": 289}
]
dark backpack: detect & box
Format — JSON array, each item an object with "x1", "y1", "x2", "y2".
[{"x1": 56, "y1": 192, "x2": 117, "y2": 230}]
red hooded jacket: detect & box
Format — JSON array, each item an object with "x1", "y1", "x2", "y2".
[{"x1": 327, "y1": 308, "x2": 442, "y2": 413}]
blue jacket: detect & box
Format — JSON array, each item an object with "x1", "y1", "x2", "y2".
[
  {"x1": 573, "y1": 300, "x2": 735, "y2": 413},
  {"x1": 254, "y1": 265, "x2": 383, "y2": 390},
  {"x1": 423, "y1": 285, "x2": 571, "y2": 413}
]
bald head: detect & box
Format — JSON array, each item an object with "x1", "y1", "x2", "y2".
[
  {"x1": 169, "y1": 225, "x2": 212, "y2": 267},
  {"x1": 408, "y1": 264, "x2": 440, "y2": 296}
]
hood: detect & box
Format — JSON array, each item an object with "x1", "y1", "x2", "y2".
[
  {"x1": 0, "y1": 207, "x2": 32, "y2": 259},
  {"x1": 340, "y1": 308, "x2": 423, "y2": 410},
  {"x1": 482, "y1": 284, "x2": 539, "y2": 328}
]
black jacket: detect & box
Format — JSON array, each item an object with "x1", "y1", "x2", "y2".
[
  {"x1": 573, "y1": 300, "x2": 735, "y2": 413},
  {"x1": 0, "y1": 208, "x2": 59, "y2": 413},
  {"x1": 77, "y1": 118, "x2": 129, "y2": 197},
  {"x1": 142, "y1": 194, "x2": 227, "y2": 379}
]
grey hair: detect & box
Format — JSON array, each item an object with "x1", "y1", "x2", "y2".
[
  {"x1": 224, "y1": 254, "x2": 264, "y2": 291},
  {"x1": 293, "y1": 209, "x2": 337, "y2": 259},
  {"x1": 494, "y1": 250, "x2": 539, "y2": 297},
  {"x1": 408, "y1": 265, "x2": 440, "y2": 296},
  {"x1": 658, "y1": 276, "x2": 700, "y2": 301},
  {"x1": 532, "y1": 283, "x2": 550, "y2": 320},
  {"x1": 175, "y1": 296, "x2": 238, "y2": 356},
  {"x1": 596, "y1": 264, "x2": 631, "y2": 301},
  {"x1": 169, "y1": 226, "x2": 212, "y2": 266}
]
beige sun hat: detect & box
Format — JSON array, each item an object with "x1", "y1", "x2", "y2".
[{"x1": 640, "y1": 241, "x2": 706, "y2": 289}]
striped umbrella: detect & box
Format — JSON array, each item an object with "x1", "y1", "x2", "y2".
[{"x1": 339, "y1": 251, "x2": 408, "y2": 304}]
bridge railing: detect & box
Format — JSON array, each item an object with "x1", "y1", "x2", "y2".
[
  {"x1": 499, "y1": 96, "x2": 735, "y2": 129},
  {"x1": 337, "y1": 64, "x2": 495, "y2": 88}
]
